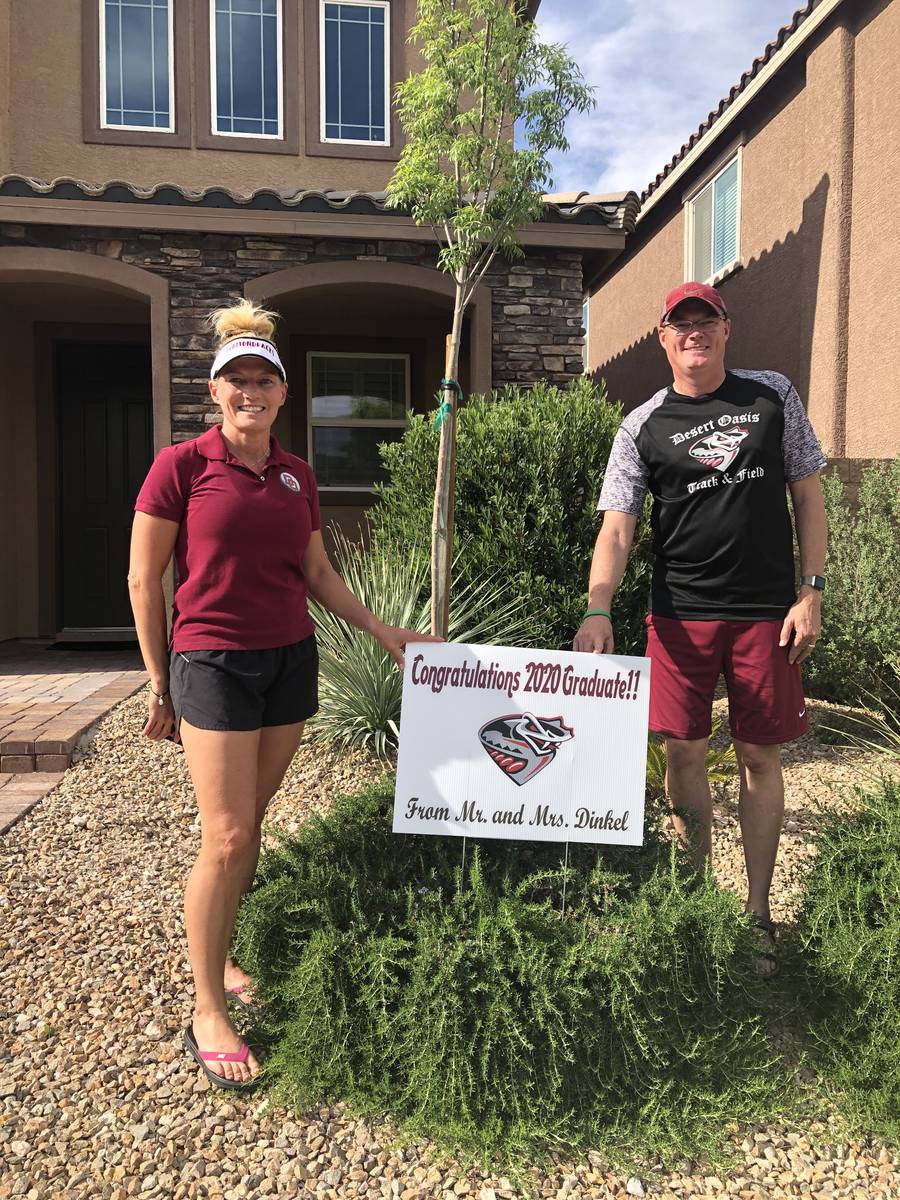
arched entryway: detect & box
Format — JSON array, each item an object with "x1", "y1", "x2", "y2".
[
  {"x1": 0, "y1": 247, "x2": 170, "y2": 639},
  {"x1": 246, "y1": 261, "x2": 491, "y2": 537}
]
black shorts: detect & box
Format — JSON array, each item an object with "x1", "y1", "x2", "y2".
[{"x1": 169, "y1": 636, "x2": 319, "y2": 732}]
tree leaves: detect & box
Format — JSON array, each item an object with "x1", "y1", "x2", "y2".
[{"x1": 387, "y1": 0, "x2": 595, "y2": 293}]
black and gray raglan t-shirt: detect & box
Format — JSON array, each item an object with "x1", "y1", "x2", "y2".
[{"x1": 598, "y1": 369, "x2": 827, "y2": 621}]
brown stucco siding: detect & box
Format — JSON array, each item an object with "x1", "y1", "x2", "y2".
[
  {"x1": 720, "y1": 21, "x2": 853, "y2": 455},
  {"x1": 585, "y1": 210, "x2": 683, "y2": 411},
  {"x1": 0, "y1": 0, "x2": 9, "y2": 175},
  {"x1": 845, "y1": 0, "x2": 900, "y2": 459},
  {"x1": 7, "y1": 0, "x2": 417, "y2": 193}
]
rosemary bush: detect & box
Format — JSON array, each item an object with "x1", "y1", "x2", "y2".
[
  {"x1": 797, "y1": 776, "x2": 900, "y2": 1140},
  {"x1": 235, "y1": 783, "x2": 783, "y2": 1167}
]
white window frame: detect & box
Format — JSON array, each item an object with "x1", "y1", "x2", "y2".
[
  {"x1": 684, "y1": 147, "x2": 743, "y2": 286},
  {"x1": 581, "y1": 296, "x2": 589, "y2": 370},
  {"x1": 307, "y1": 351, "x2": 410, "y2": 493},
  {"x1": 319, "y1": 0, "x2": 391, "y2": 147},
  {"x1": 210, "y1": 0, "x2": 284, "y2": 140},
  {"x1": 99, "y1": 0, "x2": 175, "y2": 132}
]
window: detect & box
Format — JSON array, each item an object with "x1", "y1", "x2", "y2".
[
  {"x1": 211, "y1": 0, "x2": 283, "y2": 137},
  {"x1": 320, "y1": 1, "x2": 390, "y2": 144},
  {"x1": 308, "y1": 353, "x2": 409, "y2": 489},
  {"x1": 687, "y1": 154, "x2": 740, "y2": 283},
  {"x1": 100, "y1": 0, "x2": 174, "y2": 130},
  {"x1": 582, "y1": 298, "x2": 589, "y2": 369}
]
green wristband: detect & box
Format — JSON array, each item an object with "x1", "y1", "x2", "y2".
[{"x1": 585, "y1": 608, "x2": 612, "y2": 620}]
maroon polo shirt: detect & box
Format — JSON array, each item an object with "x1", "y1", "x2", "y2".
[{"x1": 134, "y1": 425, "x2": 321, "y2": 651}]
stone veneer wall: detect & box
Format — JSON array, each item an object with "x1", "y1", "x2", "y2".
[{"x1": 0, "y1": 222, "x2": 586, "y2": 441}]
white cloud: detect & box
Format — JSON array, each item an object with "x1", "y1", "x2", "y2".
[{"x1": 536, "y1": 0, "x2": 803, "y2": 195}]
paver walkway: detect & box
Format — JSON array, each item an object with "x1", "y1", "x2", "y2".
[{"x1": 0, "y1": 640, "x2": 145, "y2": 828}]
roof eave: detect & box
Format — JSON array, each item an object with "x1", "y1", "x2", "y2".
[
  {"x1": 638, "y1": 0, "x2": 845, "y2": 221},
  {"x1": 0, "y1": 189, "x2": 629, "y2": 252}
]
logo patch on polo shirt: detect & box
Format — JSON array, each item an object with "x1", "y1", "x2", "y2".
[{"x1": 279, "y1": 471, "x2": 302, "y2": 493}]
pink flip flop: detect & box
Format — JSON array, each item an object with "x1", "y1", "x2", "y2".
[{"x1": 183, "y1": 1023, "x2": 257, "y2": 1090}]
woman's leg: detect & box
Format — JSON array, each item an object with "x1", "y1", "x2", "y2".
[
  {"x1": 180, "y1": 719, "x2": 262, "y2": 1083},
  {"x1": 223, "y1": 722, "x2": 306, "y2": 995}
]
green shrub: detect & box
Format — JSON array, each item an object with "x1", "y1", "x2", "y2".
[
  {"x1": 236, "y1": 783, "x2": 783, "y2": 1168},
  {"x1": 311, "y1": 530, "x2": 536, "y2": 756},
  {"x1": 797, "y1": 776, "x2": 900, "y2": 1140},
  {"x1": 803, "y1": 458, "x2": 900, "y2": 707},
  {"x1": 372, "y1": 379, "x2": 653, "y2": 653}
]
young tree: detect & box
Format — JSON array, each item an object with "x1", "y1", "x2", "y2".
[{"x1": 386, "y1": 0, "x2": 594, "y2": 637}]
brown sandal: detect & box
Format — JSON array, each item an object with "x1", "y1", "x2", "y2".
[{"x1": 750, "y1": 915, "x2": 778, "y2": 979}]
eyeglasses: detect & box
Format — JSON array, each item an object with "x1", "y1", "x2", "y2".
[{"x1": 663, "y1": 317, "x2": 724, "y2": 335}]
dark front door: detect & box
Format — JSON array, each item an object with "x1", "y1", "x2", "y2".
[{"x1": 56, "y1": 341, "x2": 153, "y2": 631}]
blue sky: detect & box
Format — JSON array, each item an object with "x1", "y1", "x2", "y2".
[{"x1": 535, "y1": 0, "x2": 803, "y2": 196}]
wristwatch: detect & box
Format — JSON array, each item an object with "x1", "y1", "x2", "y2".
[{"x1": 800, "y1": 574, "x2": 826, "y2": 591}]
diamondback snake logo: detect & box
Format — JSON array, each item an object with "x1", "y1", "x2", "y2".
[
  {"x1": 688, "y1": 428, "x2": 749, "y2": 472},
  {"x1": 478, "y1": 712, "x2": 574, "y2": 786}
]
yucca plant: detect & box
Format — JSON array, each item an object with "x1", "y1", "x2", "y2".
[
  {"x1": 645, "y1": 718, "x2": 738, "y2": 800},
  {"x1": 818, "y1": 659, "x2": 900, "y2": 762},
  {"x1": 310, "y1": 529, "x2": 536, "y2": 756}
]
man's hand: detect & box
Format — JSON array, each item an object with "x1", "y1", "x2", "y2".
[
  {"x1": 780, "y1": 591, "x2": 822, "y2": 665},
  {"x1": 374, "y1": 623, "x2": 443, "y2": 669},
  {"x1": 573, "y1": 614, "x2": 614, "y2": 654}
]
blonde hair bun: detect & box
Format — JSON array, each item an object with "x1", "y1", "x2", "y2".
[{"x1": 208, "y1": 298, "x2": 279, "y2": 347}]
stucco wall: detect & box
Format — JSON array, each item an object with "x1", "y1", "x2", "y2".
[
  {"x1": 845, "y1": 0, "x2": 900, "y2": 459},
  {"x1": 0, "y1": 0, "x2": 9, "y2": 175},
  {"x1": 587, "y1": 0, "x2": 899, "y2": 463},
  {"x1": 585, "y1": 210, "x2": 683, "y2": 410},
  {"x1": 6, "y1": 0, "x2": 416, "y2": 194}
]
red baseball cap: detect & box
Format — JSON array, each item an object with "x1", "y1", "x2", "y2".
[{"x1": 660, "y1": 281, "x2": 728, "y2": 323}]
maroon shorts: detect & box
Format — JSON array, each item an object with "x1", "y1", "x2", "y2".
[{"x1": 644, "y1": 614, "x2": 809, "y2": 745}]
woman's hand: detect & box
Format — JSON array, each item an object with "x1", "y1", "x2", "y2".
[
  {"x1": 374, "y1": 623, "x2": 444, "y2": 669},
  {"x1": 142, "y1": 690, "x2": 179, "y2": 742}
]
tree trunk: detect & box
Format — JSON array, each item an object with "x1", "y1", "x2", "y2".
[{"x1": 431, "y1": 282, "x2": 466, "y2": 638}]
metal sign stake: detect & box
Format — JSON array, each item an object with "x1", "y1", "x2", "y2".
[{"x1": 561, "y1": 841, "x2": 570, "y2": 917}]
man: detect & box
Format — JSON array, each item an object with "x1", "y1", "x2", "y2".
[{"x1": 574, "y1": 281, "x2": 827, "y2": 975}]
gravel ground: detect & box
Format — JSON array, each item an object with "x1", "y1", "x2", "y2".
[{"x1": 1, "y1": 692, "x2": 898, "y2": 1200}]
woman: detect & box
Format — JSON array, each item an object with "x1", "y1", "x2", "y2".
[{"x1": 129, "y1": 299, "x2": 433, "y2": 1089}]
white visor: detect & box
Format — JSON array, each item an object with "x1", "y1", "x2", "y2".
[{"x1": 210, "y1": 337, "x2": 286, "y2": 380}]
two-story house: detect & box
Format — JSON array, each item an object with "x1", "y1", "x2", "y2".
[
  {"x1": 584, "y1": 0, "x2": 899, "y2": 493},
  {"x1": 0, "y1": 0, "x2": 637, "y2": 643}
]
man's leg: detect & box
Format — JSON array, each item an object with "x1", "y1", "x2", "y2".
[
  {"x1": 644, "y1": 615, "x2": 724, "y2": 867},
  {"x1": 665, "y1": 736, "x2": 713, "y2": 867},
  {"x1": 724, "y1": 618, "x2": 805, "y2": 922},
  {"x1": 733, "y1": 739, "x2": 784, "y2": 920}
]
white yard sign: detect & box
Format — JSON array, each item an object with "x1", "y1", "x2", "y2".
[{"x1": 394, "y1": 643, "x2": 650, "y2": 846}]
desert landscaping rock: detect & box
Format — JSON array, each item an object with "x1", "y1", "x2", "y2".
[{"x1": 1, "y1": 692, "x2": 898, "y2": 1200}]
